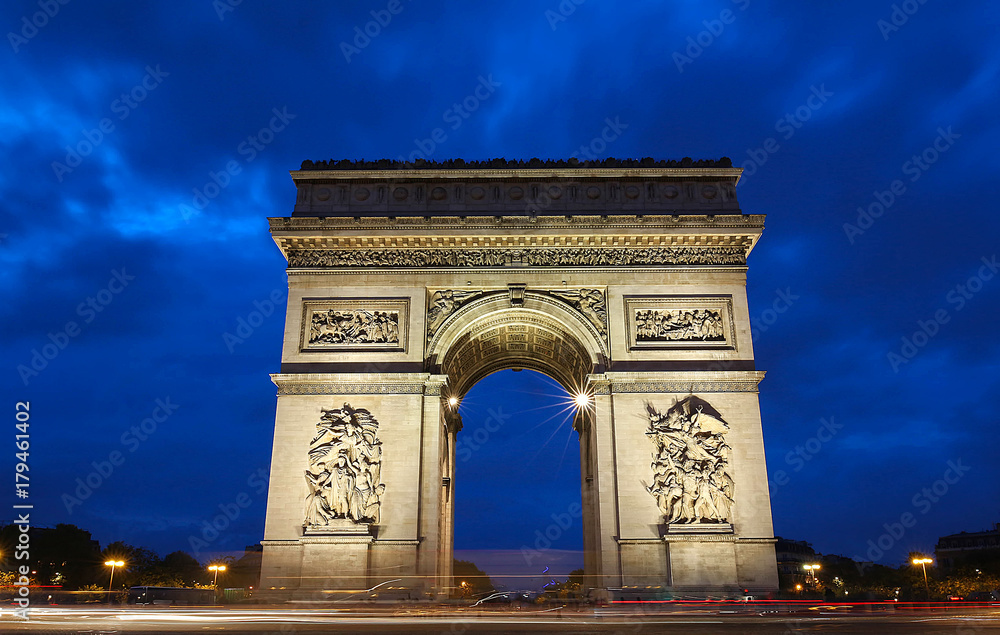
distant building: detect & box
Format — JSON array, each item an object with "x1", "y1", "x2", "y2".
[
  {"x1": 775, "y1": 537, "x2": 817, "y2": 583},
  {"x1": 935, "y1": 523, "x2": 1000, "y2": 570}
]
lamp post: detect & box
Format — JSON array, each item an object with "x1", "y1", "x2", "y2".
[
  {"x1": 912, "y1": 557, "x2": 933, "y2": 599},
  {"x1": 104, "y1": 560, "x2": 124, "y2": 604},
  {"x1": 208, "y1": 564, "x2": 227, "y2": 588},
  {"x1": 803, "y1": 564, "x2": 821, "y2": 586}
]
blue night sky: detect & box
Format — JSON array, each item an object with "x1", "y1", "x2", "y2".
[{"x1": 2, "y1": 1, "x2": 998, "y2": 579}]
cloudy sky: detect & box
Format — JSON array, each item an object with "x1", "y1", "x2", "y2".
[{"x1": 2, "y1": 0, "x2": 998, "y2": 581}]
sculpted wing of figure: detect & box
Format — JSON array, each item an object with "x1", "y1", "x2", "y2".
[{"x1": 426, "y1": 289, "x2": 482, "y2": 339}]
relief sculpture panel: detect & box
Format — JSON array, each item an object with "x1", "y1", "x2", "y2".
[
  {"x1": 625, "y1": 296, "x2": 735, "y2": 350},
  {"x1": 645, "y1": 396, "x2": 734, "y2": 524},
  {"x1": 635, "y1": 309, "x2": 724, "y2": 342},
  {"x1": 300, "y1": 298, "x2": 408, "y2": 351},
  {"x1": 304, "y1": 403, "x2": 385, "y2": 528},
  {"x1": 309, "y1": 310, "x2": 399, "y2": 344}
]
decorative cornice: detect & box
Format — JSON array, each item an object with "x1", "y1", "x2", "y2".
[
  {"x1": 285, "y1": 246, "x2": 746, "y2": 269},
  {"x1": 298, "y1": 157, "x2": 734, "y2": 171},
  {"x1": 269, "y1": 215, "x2": 764, "y2": 231}
]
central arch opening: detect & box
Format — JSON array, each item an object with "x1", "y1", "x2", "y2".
[{"x1": 453, "y1": 368, "x2": 584, "y2": 597}]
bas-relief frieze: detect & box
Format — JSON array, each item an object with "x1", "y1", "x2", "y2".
[
  {"x1": 300, "y1": 299, "x2": 408, "y2": 352},
  {"x1": 286, "y1": 246, "x2": 746, "y2": 268},
  {"x1": 308, "y1": 309, "x2": 399, "y2": 345},
  {"x1": 635, "y1": 309, "x2": 725, "y2": 342},
  {"x1": 645, "y1": 396, "x2": 734, "y2": 525},
  {"x1": 304, "y1": 404, "x2": 385, "y2": 528}
]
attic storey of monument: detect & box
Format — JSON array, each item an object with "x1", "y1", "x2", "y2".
[{"x1": 259, "y1": 158, "x2": 778, "y2": 600}]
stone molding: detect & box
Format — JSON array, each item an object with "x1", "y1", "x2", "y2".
[
  {"x1": 271, "y1": 373, "x2": 446, "y2": 396},
  {"x1": 270, "y1": 214, "x2": 764, "y2": 231},
  {"x1": 661, "y1": 535, "x2": 776, "y2": 543},
  {"x1": 587, "y1": 371, "x2": 766, "y2": 394}
]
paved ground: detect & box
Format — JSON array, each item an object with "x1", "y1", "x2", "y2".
[{"x1": 1, "y1": 605, "x2": 997, "y2": 633}]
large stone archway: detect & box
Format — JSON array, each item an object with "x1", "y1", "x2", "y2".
[{"x1": 259, "y1": 159, "x2": 779, "y2": 600}]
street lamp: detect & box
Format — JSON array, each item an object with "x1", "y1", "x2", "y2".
[
  {"x1": 803, "y1": 564, "x2": 821, "y2": 584},
  {"x1": 104, "y1": 560, "x2": 124, "y2": 604},
  {"x1": 912, "y1": 557, "x2": 933, "y2": 599},
  {"x1": 208, "y1": 564, "x2": 227, "y2": 588}
]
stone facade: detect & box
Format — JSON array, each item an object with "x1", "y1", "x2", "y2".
[{"x1": 260, "y1": 162, "x2": 778, "y2": 599}]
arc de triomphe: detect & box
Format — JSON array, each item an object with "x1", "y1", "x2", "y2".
[{"x1": 259, "y1": 159, "x2": 779, "y2": 599}]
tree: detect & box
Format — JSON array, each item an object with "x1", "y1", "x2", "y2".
[
  {"x1": 0, "y1": 523, "x2": 102, "y2": 589},
  {"x1": 453, "y1": 559, "x2": 494, "y2": 598},
  {"x1": 161, "y1": 551, "x2": 204, "y2": 586}
]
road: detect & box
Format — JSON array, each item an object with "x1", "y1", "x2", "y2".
[{"x1": 0, "y1": 605, "x2": 997, "y2": 633}]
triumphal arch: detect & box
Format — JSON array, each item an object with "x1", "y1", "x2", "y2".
[{"x1": 260, "y1": 158, "x2": 779, "y2": 599}]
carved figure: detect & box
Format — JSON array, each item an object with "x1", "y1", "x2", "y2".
[
  {"x1": 635, "y1": 309, "x2": 725, "y2": 342},
  {"x1": 426, "y1": 290, "x2": 482, "y2": 339},
  {"x1": 304, "y1": 403, "x2": 385, "y2": 526},
  {"x1": 308, "y1": 310, "x2": 399, "y2": 345},
  {"x1": 645, "y1": 396, "x2": 734, "y2": 523},
  {"x1": 549, "y1": 288, "x2": 608, "y2": 338}
]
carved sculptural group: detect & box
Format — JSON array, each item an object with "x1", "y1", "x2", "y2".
[
  {"x1": 635, "y1": 309, "x2": 724, "y2": 342},
  {"x1": 645, "y1": 396, "x2": 734, "y2": 524},
  {"x1": 304, "y1": 404, "x2": 385, "y2": 527},
  {"x1": 308, "y1": 309, "x2": 399, "y2": 345}
]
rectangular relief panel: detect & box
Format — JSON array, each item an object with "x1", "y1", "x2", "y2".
[
  {"x1": 624, "y1": 295, "x2": 736, "y2": 351},
  {"x1": 300, "y1": 298, "x2": 409, "y2": 352}
]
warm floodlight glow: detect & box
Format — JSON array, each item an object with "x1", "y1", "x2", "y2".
[
  {"x1": 574, "y1": 393, "x2": 591, "y2": 408},
  {"x1": 209, "y1": 564, "x2": 227, "y2": 587},
  {"x1": 104, "y1": 560, "x2": 125, "y2": 602},
  {"x1": 912, "y1": 557, "x2": 932, "y2": 565}
]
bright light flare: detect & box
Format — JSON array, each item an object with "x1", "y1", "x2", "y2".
[
  {"x1": 105, "y1": 560, "x2": 124, "y2": 567},
  {"x1": 574, "y1": 393, "x2": 591, "y2": 409},
  {"x1": 448, "y1": 397, "x2": 459, "y2": 407},
  {"x1": 912, "y1": 557, "x2": 933, "y2": 565}
]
